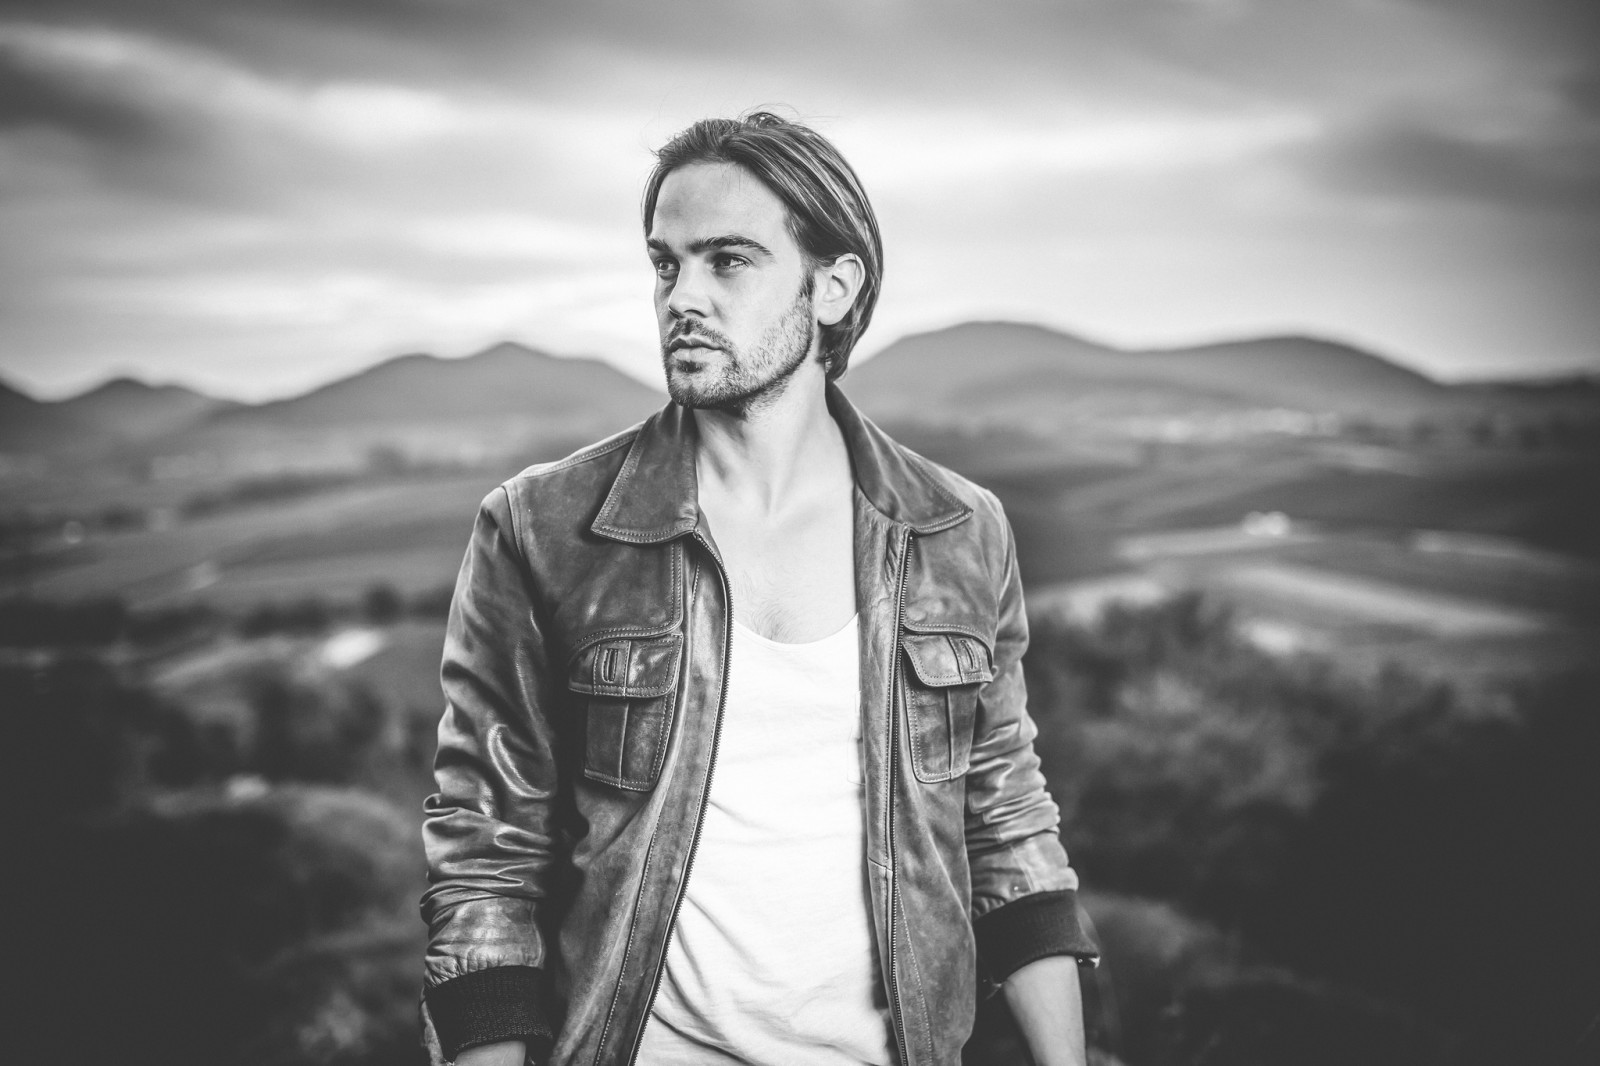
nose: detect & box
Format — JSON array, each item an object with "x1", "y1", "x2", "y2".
[{"x1": 665, "y1": 260, "x2": 711, "y2": 320}]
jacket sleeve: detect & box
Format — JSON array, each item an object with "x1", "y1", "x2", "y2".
[
  {"x1": 420, "y1": 485, "x2": 562, "y2": 1062},
  {"x1": 965, "y1": 490, "x2": 1099, "y2": 988}
]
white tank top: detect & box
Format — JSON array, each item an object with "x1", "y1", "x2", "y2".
[{"x1": 637, "y1": 613, "x2": 895, "y2": 1066}]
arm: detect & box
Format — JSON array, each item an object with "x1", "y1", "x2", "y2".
[
  {"x1": 1005, "y1": 956, "x2": 1088, "y2": 1066},
  {"x1": 965, "y1": 492, "x2": 1098, "y2": 1061},
  {"x1": 421, "y1": 486, "x2": 563, "y2": 1064}
]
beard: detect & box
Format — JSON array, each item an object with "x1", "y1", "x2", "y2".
[{"x1": 661, "y1": 280, "x2": 816, "y2": 417}]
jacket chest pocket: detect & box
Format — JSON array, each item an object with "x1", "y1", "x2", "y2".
[
  {"x1": 900, "y1": 630, "x2": 994, "y2": 783},
  {"x1": 567, "y1": 633, "x2": 682, "y2": 791}
]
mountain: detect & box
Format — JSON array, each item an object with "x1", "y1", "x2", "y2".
[
  {"x1": 134, "y1": 341, "x2": 667, "y2": 475},
  {"x1": 58, "y1": 378, "x2": 239, "y2": 441},
  {"x1": 1, "y1": 376, "x2": 238, "y2": 456},
  {"x1": 2, "y1": 344, "x2": 666, "y2": 469},
  {"x1": 0, "y1": 378, "x2": 80, "y2": 452},
  {"x1": 843, "y1": 322, "x2": 1458, "y2": 424},
  {"x1": 10, "y1": 326, "x2": 1587, "y2": 470},
  {"x1": 212, "y1": 342, "x2": 661, "y2": 430}
]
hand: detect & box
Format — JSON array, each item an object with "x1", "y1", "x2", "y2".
[
  {"x1": 453, "y1": 1039, "x2": 526, "y2": 1066},
  {"x1": 1003, "y1": 955, "x2": 1088, "y2": 1066}
]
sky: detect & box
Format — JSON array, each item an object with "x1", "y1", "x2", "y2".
[{"x1": 0, "y1": 0, "x2": 1596, "y2": 401}]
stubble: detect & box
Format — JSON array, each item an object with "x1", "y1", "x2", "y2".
[{"x1": 662, "y1": 280, "x2": 817, "y2": 418}]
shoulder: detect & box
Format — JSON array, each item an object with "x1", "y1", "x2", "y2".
[
  {"x1": 870, "y1": 429, "x2": 1016, "y2": 602},
  {"x1": 879, "y1": 431, "x2": 1021, "y2": 644},
  {"x1": 887, "y1": 434, "x2": 1011, "y2": 538},
  {"x1": 507, "y1": 421, "x2": 642, "y2": 490},
  {"x1": 476, "y1": 421, "x2": 645, "y2": 533}
]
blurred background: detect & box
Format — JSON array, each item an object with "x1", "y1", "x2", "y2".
[{"x1": 3, "y1": 2, "x2": 1598, "y2": 1064}]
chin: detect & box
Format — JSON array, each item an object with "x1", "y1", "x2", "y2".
[
  {"x1": 667, "y1": 376, "x2": 737, "y2": 412},
  {"x1": 664, "y1": 366, "x2": 709, "y2": 402},
  {"x1": 661, "y1": 367, "x2": 736, "y2": 409}
]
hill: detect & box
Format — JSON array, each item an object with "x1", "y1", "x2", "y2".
[
  {"x1": 59, "y1": 378, "x2": 239, "y2": 441},
  {"x1": 142, "y1": 342, "x2": 665, "y2": 474},
  {"x1": 844, "y1": 322, "x2": 1462, "y2": 425},
  {"x1": 0, "y1": 378, "x2": 85, "y2": 452},
  {"x1": 1, "y1": 376, "x2": 235, "y2": 456},
  {"x1": 213, "y1": 342, "x2": 661, "y2": 430},
  {"x1": 2, "y1": 344, "x2": 666, "y2": 477}
]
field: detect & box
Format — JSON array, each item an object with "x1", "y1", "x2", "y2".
[
  {"x1": 6, "y1": 395, "x2": 1598, "y2": 1066},
  {"x1": 4, "y1": 470, "x2": 496, "y2": 606},
  {"x1": 8, "y1": 419, "x2": 1595, "y2": 696}
]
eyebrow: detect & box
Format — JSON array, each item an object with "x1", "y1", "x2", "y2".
[{"x1": 646, "y1": 234, "x2": 775, "y2": 258}]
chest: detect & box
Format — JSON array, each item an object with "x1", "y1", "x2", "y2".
[{"x1": 700, "y1": 491, "x2": 856, "y2": 644}]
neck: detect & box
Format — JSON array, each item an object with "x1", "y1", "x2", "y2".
[{"x1": 692, "y1": 371, "x2": 849, "y2": 515}]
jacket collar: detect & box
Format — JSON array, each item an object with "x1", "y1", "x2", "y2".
[{"x1": 590, "y1": 383, "x2": 973, "y2": 544}]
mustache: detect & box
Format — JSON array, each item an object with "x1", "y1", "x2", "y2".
[{"x1": 664, "y1": 320, "x2": 732, "y2": 351}]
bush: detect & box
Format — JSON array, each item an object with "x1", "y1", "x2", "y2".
[
  {"x1": 0, "y1": 596, "x2": 221, "y2": 648},
  {"x1": 0, "y1": 596, "x2": 126, "y2": 646},
  {"x1": 239, "y1": 597, "x2": 337, "y2": 636},
  {"x1": 1024, "y1": 596, "x2": 1600, "y2": 1063},
  {"x1": 1268, "y1": 671, "x2": 1600, "y2": 1065},
  {"x1": 247, "y1": 668, "x2": 387, "y2": 784},
  {"x1": 2, "y1": 657, "x2": 204, "y2": 813},
  {"x1": 1159, "y1": 969, "x2": 1447, "y2": 1066},
  {"x1": 20, "y1": 784, "x2": 426, "y2": 1065},
  {"x1": 1027, "y1": 595, "x2": 1339, "y2": 917},
  {"x1": 361, "y1": 583, "x2": 404, "y2": 625}
]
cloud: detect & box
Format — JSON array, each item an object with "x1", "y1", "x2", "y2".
[
  {"x1": 0, "y1": 45, "x2": 166, "y2": 147},
  {"x1": 0, "y1": 18, "x2": 641, "y2": 219},
  {"x1": 1562, "y1": 73, "x2": 1600, "y2": 119},
  {"x1": 840, "y1": 107, "x2": 1320, "y2": 195},
  {"x1": 0, "y1": 21, "x2": 216, "y2": 166},
  {"x1": 0, "y1": 0, "x2": 505, "y2": 49},
  {"x1": 1403, "y1": 0, "x2": 1600, "y2": 59},
  {"x1": 0, "y1": 20, "x2": 496, "y2": 151},
  {"x1": 402, "y1": 214, "x2": 632, "y2": 262},
  {"x1": 2, "y1": 0, "x2": 1600, "y2": 396},
  {"x1": 1294, "y1": 119, "x2": 1600, "y2": 211}
]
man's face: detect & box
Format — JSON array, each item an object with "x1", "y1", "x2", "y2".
[{"x1": 647, "y1": 162, "x2": 818, "y2": 414}]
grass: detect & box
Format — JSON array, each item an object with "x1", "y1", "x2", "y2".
[
  {"x1": 4, "y1": 471, "x2": 494, "y2": 606},
  {"x1": 1133, "y1": 454, "x2": 1600, "y2": 558}
]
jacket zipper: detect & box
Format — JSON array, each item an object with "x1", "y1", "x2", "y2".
[
  {"x1": 886, "y1": 527, "x2": 912, "y2": 1066},
  {"x1": 624, "y1": 531, "x2": 733, "y2": 1066}
]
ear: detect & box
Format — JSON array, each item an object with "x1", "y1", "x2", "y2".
[{"x1": 812, "y1": 253, "x2": 865, "y2": 327}]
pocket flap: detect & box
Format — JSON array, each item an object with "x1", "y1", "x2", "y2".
[
  {"x1": 900, "y1": 631, "x2": 994, "y2": 687},
  {"x1": 568, "y1": 633, "x2": 683, "y2": 698}
]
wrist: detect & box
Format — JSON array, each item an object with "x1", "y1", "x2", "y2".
[{"x1": 453, "y1": 1038, "x2": 527, "y2": 1066}]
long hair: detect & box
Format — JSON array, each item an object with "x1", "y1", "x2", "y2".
[{"x1": 642, "y1": 112, "x2": 884, "y2": 381}]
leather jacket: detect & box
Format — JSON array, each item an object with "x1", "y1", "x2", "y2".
[{"x1": 420, "y1": 385, "x2": 1097, "y2": 1065}]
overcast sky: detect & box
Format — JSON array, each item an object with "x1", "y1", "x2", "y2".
[{"x1": 1, "y1": 0, "x2": 1596, "y2": 400}]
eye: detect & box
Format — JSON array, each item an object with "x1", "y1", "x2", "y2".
[{"x1": 712, "y1": 253, "x2": 748, "y2": 274}]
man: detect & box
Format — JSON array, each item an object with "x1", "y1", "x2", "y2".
[{"x1": 421, "y1": 112, "x2": 1098, "y2": 1066}]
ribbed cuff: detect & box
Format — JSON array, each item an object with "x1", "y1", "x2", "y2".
[
  {"x1": 425, "y1": 966, "x2": 551, "y2": 1062},
  {"x1": 974, "y1": 889, "x2": 1100, "y2": 985}
]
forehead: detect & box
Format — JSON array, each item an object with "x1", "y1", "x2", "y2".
[{"x1": 649, "y1": 162, "x2": 795, "y2": 249}]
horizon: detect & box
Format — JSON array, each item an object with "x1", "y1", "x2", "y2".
[{"x1": 8, "y1": 318, "x2": 1593, "y2": 407}]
